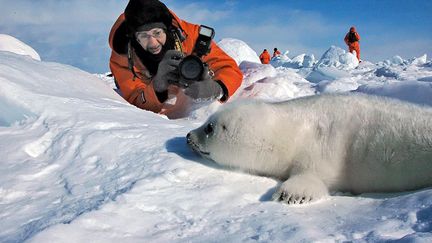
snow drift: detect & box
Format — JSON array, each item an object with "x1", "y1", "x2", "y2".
[
  {"x1": 1, "y1": 34, "x2": 432, "y2": 242},
  {"x1": 0, "y1": 34, "x2": 41, "y2": 61}
]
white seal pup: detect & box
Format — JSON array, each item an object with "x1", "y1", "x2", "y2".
[{"x1": 187, "y1": 94, "x2": 432, "y2": 204}]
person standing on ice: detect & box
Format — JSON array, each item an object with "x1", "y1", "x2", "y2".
[
  {"x1": 259, "y1": 49, "x2": 271, "y2": 64},
  {"x1": 272, "y1": 48, "x2": 281, "y2": 58},
  {"x1": 344, "y1": 26, "x2": 361, "y2": 62},
  {"x1": 108, "y1": 0, "x2": 243, "y2": 119}
]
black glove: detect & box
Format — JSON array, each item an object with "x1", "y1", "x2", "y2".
[
  {"x1": 152, "y1": 50, "x2": 183, "y2": 93},
  {"x1": 184, "y1": 65, "x2": 223, "y2": 100}
]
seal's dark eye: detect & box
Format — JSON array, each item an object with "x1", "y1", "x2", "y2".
[{"x1": 204, "y1": 122, "x2": 214, "y2": 135}]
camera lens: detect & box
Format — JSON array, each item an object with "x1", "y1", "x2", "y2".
[{"x1": 179, "y1": 55, "x2": 204, "y2": 81}]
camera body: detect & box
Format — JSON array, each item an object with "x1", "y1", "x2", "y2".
[{"x1": 177, "y1": 25, "x2": 215, "y2": 87}]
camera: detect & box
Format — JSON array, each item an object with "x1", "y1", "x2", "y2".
[{"x1": 177, "y1": 25, "x2": 215, "y2": 87}]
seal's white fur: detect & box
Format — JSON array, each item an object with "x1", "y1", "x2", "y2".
[{"x1": 187, "y1": 94, "x2": 432, "y2": 204}]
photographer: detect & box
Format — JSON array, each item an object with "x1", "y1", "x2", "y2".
[
  {"x1": 109, "y1": 0, "x2": 243, "y2": 118},
  {"x1": 344, "y1": 26, "x2": 361, "y2": 62}
]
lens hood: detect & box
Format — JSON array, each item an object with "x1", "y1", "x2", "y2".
[{"x1": 178, "y1": 55, "x2": 204, "y2": 81}]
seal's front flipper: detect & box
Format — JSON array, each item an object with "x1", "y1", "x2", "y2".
[{"x1": 272, "y1": 173, "x2": 329, "y2": 204}]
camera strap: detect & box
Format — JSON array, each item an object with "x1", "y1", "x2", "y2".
[
  {"x1": 171, "y1": 28, "x2": 184, "y2": 53},
  {"x1": 127, "y1": 39, "x2": 139, "y2": 81}
]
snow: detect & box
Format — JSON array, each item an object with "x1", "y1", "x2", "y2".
[
  {"x1": 1, "y1": 34, "x2": 432, "y2": 242},
  {"x1": 271, "y1": 52, "x2": 316, "y2": 69},
  {"x1": 0, "y1": 34, "x2": 41, "y2": 61},
  {"x1": 305, "y1": 46, "x2": 359, "y2": 84},
  {"x1": 314, "y1": 46, "x2": 359, "y2": 70},
  {"x1": 217, "y1": 38, "x2": 261, "y2": 65}
]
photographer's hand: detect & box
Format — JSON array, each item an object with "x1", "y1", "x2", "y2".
[
  {"x1": 152, "y1": 50, "x2": 183, "y2": 93},
  {"x1": 184, "y1": 65, "x2": 223, "y2": 100}
]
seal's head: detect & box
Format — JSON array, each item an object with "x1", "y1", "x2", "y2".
[{"x1": 186, "y1": 101, "x2": 280, "y2": 172}]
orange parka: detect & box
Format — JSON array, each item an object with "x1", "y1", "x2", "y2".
[
  {"x1": 273, "y1": 50, "x2": 281, "y2": 58},
  {"x1": 344, "y1": 27, "x2": 361, "y2": 61},
  {"x1": 109, "y1": 11, "x2": 243, "y2": 118},
  {"x1": 259, "y1": 50, "x2": 271, "y2": 64}
]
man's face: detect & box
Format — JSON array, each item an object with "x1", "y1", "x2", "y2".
[{"x1": 135, "y1": 28, "x2": 167, "y2": 55}]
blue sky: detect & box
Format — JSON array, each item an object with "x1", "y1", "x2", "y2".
[{"x1": 0, "y1": 0, "x2": 431, "y2": 73}]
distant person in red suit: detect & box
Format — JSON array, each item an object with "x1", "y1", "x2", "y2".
[
  {"x1": 344, "y1": 26, "x2": 361, "y2": 62},
  {"x1": 259, "y1": 49, "x2": 271, "y2": 64},
  {"x1": 273, "y1": 47, "x2": 281, "y2": 58}
]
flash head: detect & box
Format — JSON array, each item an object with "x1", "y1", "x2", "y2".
[
  {"x1": 199, "y1": 25, "x2": 215, "y2": 38},
  {"x1": 194, "y1": 25, "x2": 215, "y2": 57}
]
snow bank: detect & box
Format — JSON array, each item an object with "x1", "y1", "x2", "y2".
[
  {"x1": 217, "y1": 38, "x2": 260, "y2": 65},
  {"x1": 355, "y1": 80, "x2": 432, "y2": 106},
  {"x1": 238, "y1": 61, "x2": 278, "y2": 87},
  {"x1": 374, "y1": 54, "x2": 432, "y2": 81},
  {"x1": 315, "y1": 46, "x2": 359, "y2": 70},
  {"x1": 382, "y1": 54, "x2": 428, "y2": 67},
  {"x1": 306, "y1": 66, "x2": 352, "y2": 83},
  {"x1": 410, "y1": 54, "x2": 428, "y2": 66},
  {"x1": 271, "y1": 51, "x2": 315, "y2": 69},
  {"x1": 0, "y1": 34, "x2": 41, "y2": 61},
  {"x1": 1, "y1": 36, "x2": 432, "y2": 243},
  {"x1": 390, "y1": 55, "x2": 406, "y2": 65},
  {"x1": 234, "y1": 67, "x2": 315, "y2": 101},
  {"x1": 316, "y1": 78, "x2": 361, "y2": 94},
  {"x1": 0, "y1": 51, "x2": 148, "y2": 242},
  {"x1": 305, "y1": 46, "x2": 358, "y2": 83},
  {"x1": 375, "y1": 66, "x2": 400, "y2": 78}
]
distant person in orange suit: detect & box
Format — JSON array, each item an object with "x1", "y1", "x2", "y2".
[
  {"x1": 344, "y1": 26, "x2": 361, "y2": 62},
  {"x1": 272, "y1": 47, "x2": 281, "y2": 58},
  {"x1": 259, "y1": 49, "x2": 271, "y2": 64}
]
